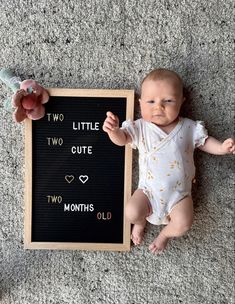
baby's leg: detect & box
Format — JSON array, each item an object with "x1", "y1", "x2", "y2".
[
  {"x1": 125, "y1": 189, "x2": 152, "y2": 245},
  {"x1": 149, "y1": 196, "x2": 193, "y2": 254}
]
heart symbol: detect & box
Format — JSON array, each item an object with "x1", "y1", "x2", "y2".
[
  {"x1": 79, "y1": 175, "x2": 89, "y2": 184},
  {"x1": 65, "y1": 175, "x2": 75, "y2": 184}
]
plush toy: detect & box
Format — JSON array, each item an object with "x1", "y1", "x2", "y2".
[
  {"x1": 12, "y1": 79, "x2": 49, "y2": 122},
  {"x1": 0, "y1": 68, "x2": 49, "y2": 122}
]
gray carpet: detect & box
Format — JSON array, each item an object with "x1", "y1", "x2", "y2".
[{"x1": 0, "y1": 0, "x2": 234, "y2": 303}]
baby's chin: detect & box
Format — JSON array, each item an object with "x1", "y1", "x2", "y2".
[
  {"x1": 150, "y1": 117, "x2": 171, "y2": 126},
  {"x1": 156, "y1": 114, "x2": 179, "y2": 122},
  {"x1": 145, "y1": 117, "x2": 178, "y2": 127}
]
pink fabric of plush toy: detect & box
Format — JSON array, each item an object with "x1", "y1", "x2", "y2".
[{"x1": 12, "y1": 80, "x2": 49, "y2": 122}]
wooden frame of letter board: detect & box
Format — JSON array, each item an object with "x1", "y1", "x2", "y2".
[{"x1": 24, "y1": 88, "x2": 134, "y2": 251}]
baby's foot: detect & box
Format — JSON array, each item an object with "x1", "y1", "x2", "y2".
[
  {"x1": 131, "y1": 222, "x2": 146, "y2": 245},
  {"x1": 149, "y1": 233, "x2": 169, "y2": 254}
]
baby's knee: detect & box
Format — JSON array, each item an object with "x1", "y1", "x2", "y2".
[
  {"x1": 174, "y1": 217, "x2": 193, "y2": 236},
  {"x1": 125, "y1": 204, "x2": 143, "y2": 224}
]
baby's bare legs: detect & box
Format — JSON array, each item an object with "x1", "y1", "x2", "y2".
[
  {"x1": 149, "y1": 196, "x2": 193, "y2": 254},
  {"x1": 125, "y1": 189, "x2": 152, "y2": 245}
]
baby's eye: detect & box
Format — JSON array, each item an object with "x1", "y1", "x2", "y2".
[
  {"x1": 147, "y1": 100, "x2": 155, "y2": 104},
  {"x1": 164, "y1": 99, "x2": 174, "y2": 103}
]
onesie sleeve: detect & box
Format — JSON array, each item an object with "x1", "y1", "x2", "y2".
[
  {"x1": 121, "y1": 119, "x2": 139, "y2": 149},
  {"x1": 193, "y1": 121, "x2": 209, "y2": 148}
]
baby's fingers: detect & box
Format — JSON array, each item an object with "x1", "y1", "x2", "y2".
[
  {"x1": 103, "y1": 116, "x2": 119, "y2": 133},
  {"x1": 103, "y1": 120, "x2": 116, "y2": 132},
  {"x1": 106, "y1": 111, "x2": 119, "y2": 124},
  {"x1": 223, "y1": 138, "x2": 235, "y2": 154},
  {"x1": 102, "y1": 122, "x2": 113, "y2": 133},
  {"x1": 106, "y1": 111, "x2": 119, "y2": 126},
  {"x1": 106, "y1": 111, "x2": 116, "y2": 120}
]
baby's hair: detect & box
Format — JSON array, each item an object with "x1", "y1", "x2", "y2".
[{"x1": 141, "y1": 68, "x2": 184, "y2": 95}]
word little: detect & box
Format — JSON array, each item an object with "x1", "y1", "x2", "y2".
[{"x1": 72, "y1": 121, "x2": 100, "y2": 131}]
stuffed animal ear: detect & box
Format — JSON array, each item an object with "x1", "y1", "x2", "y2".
[
  {"x1": 13, "y1": 105, "x2": 27, "y2": 123},
  {"x1": 12, "y1": 89, "x2": 27, "y2": 107},
  {"x1": 40, "y1": 89, "x2": 49, "y2": 104}
]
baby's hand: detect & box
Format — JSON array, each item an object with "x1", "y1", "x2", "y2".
[
  {"x1": 103, "y1": 111, "x2": 120, "y2": 133},
  {"x1": 221, "y1": 138, "x2": 235, "y2": 154}
]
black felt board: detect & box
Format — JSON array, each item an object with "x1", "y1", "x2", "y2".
[{"x1": 31, "y1": 96, "x2": 127, "y2": 244}]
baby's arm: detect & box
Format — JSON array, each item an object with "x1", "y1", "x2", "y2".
[
  {"x1": 103, "y1": 111, "x2": 132, "y2": 146},
  {"x1": 198, "y1": 136, "x2": 235, "y2": 155}
]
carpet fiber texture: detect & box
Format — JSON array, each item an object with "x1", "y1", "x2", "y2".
[{"x1": 0, "y1": 0, "x2": 234, "y2": 303}]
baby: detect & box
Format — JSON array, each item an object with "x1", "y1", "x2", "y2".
[{"x1": 103, "y1": 68, "x2": 235, "y2": 254}]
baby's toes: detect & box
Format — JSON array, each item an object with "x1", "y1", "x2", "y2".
[
  {"x1": 132, "y1": 235, "x2": 141, "y2": 245},
  {"x1": 230, "y1": 145, "x2": 235, "y2": 153},
  {"x1": 149, "y1": 243, "x2": 157, "y2": 253},
  {"x1": 131, "y1": 234, "x2": 137, "y2": 245},
  {"x1": 155, "y1": 249, "x2": 164, "y2": 255}
]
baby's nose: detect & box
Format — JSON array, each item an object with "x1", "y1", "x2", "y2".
[{"x1": 154, "y1": 103, "x2": 164, "y2": 109}]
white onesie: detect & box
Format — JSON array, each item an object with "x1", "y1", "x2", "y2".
[{"x1": 121, "y1": 117, "x2": 208, "y2": 225}]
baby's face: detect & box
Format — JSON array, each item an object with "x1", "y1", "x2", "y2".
[{"x1": 139, "y1": 79, "x2": 184, "y2": 127}]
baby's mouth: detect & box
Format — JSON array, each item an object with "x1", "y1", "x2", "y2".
[{"x1": 153, "y1": 114, "x2": 164, "y2": 117}]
